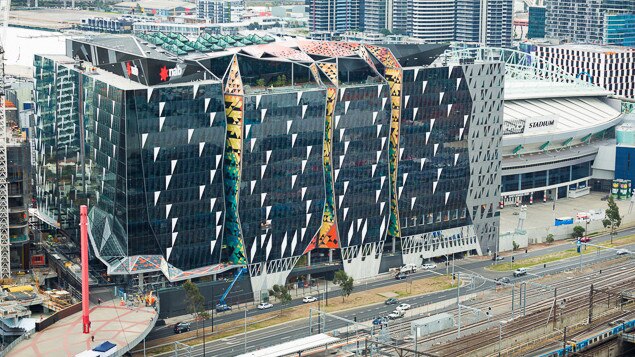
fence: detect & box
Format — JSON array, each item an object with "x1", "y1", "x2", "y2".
[{"x1": 35, "y1": 302, "x2": 82, "y2": 332}]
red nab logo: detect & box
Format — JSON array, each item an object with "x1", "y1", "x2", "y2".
[
  {"x1": 159, "y1": 66, "x2": 169, "y2": 81},
  {"x1": 159, "y1": 65, "x2": 184, "y2": 82},
  {"x1": 127, "y1": 62, "x2": 139, "y2": 77}
]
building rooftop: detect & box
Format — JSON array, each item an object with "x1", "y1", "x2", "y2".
[{"x1": 541, "y1": 43, "x2": 635, "y2": 53}]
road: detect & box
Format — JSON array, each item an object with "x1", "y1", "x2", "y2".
[{"x1": 144, "y1": 227, "x2": 635, "y2": 356}]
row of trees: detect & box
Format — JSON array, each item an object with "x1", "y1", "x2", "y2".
[{"x1": 182, "y1": 270, "x2": 356, "y2": 332}]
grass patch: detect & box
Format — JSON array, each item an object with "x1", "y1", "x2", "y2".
[
  {"x1": 488, "y1": 233, "x2": 635, "y2": 272},
  {"x1": 140, "y1": 275, "x2": 454, "y2": 356}
]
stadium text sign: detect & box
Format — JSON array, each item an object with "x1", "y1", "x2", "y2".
[{"x1": 525, "y1": 116, "x2": 558, "y2": 133}]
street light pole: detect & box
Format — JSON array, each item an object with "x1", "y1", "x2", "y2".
[
  {"x1": 498, "y1": 322, "x2": 504, "y2": 357},
  {"x1": 244, "y1": 308, "x2": 247, "y2": 354}
]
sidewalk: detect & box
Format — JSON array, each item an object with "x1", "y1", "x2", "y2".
[{"x1": 8, "y1": 299, "x2": 157, "y2": 357}]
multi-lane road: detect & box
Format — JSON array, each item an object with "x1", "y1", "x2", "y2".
[{"x1": 142, "y1": 226, "x2": 635, "y2": 356}]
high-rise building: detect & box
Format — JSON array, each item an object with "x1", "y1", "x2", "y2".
[
  {"x1": 536, "y1": 44, "x2": 635, "y2": 98},
  {"x1": 34, "y1": 36, "x2": 503, "y2": 291},
  {"x1": 545, "y1": 0, "x2": 635, "y2": 44},
  {"x1": 197, "y1": 0, "x2": 246, "y2": 23},
  {"x1": 604, "y1": 13, "x2": 635, "y2": 47},
  {"x1": 362, "y1": 0, "x2": 387, "y2": 34},
  {"x1": 411, "y1": 0, "x2": 455, "y2": 42},
  {"x1": 455, "y1": 0, "x2": 513, "y2": 47},
  {"x1": 306, "y1": 0, "x2": 361, "y2": 38},
  {"x1": 390, "y1": 0, "x2": 412, "y2": 34},
  {"x1": 527, "y1": 6, "x2": 546, "y2": 39},
  {"x1": 3, "y1": 102, "x2": 30, "y2": 270}
]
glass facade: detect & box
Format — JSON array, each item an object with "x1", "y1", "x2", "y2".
[
  {"x1": 604, "y1": 13, "x2": 635, "y2": 47},
  {"x1": 398, "y1": 66, "x2": 472, "y2": 237},
  {"x1": 528, "y1": 6, "x2": 546, "y2": 39},
  {"x1": 33, "y1": 37, "x2": 503, "y2": 285},
  {"x1": 501, "y1": 161, "x2": 592, "y2": 194}
]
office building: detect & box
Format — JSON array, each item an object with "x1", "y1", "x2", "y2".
[
  {"x1": 545, "y1": 0, "x2": 635, "y2": 44},
  {"x1": 527, "y1": 6, "x2": 546, "y2": 39},
  {"x1": 33, "y1": 35, "x2": 503, "y2": 292},
  {"x1": 197, "y1": 0, "x2": 246, "y2": 23},
  {"x1": 604, "y1": 13, "x2": 635, "y2": 47},
  {"x1": 536, "y1": 44, "x2": 635, "y2": 98}
]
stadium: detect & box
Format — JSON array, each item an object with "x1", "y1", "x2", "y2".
[{"x1": 446, "y1": 47, "x2": 625, "y2": 208}]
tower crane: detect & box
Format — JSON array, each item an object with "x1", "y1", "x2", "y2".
[{"x1": 0, "y1": 0, "x2": 11, "y2": 280}]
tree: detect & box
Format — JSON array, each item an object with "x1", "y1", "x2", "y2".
[
  {"x1": 546, "y1": 234, "x2": 555, "y2": 245},
  {"x1": 380, "y1": 28, "x2": 392, "y2": 36},
  {"x1": 255, "y1": 78, "x2": 266, "y2": 87},
  {"x1": 572, "y1": 225, "x2": 586, "y2": 240},
  {"x1": 268, "y1": 284, "x2": 292, "y2": 305},
  {"x1": 603, "y1": 196, "x2": 621, "y2": 244},
  {"x1": 183, "y1": 280, "x2": 208, "y2": 337},
  {"x1": 333, "y1": 270, "x2": 354, "y2": 302},
  {"x1": 512, "y1": 241, "x2": 519, "y2": 251}
]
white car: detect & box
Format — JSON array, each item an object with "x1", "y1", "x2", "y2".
[
  {"x1": 388, "y1": 310, "x2": 405, "y2": 319},
  {"x1": 257, "y1": 302, "x2": 273, "y2": 310},
  {"x1": 396, "y1": 303, "x2": 411, "y2": 311},
  {"x1": 303, "y1": 296, "x2": 318, "y2": 303},
  {"x1": 616, "y1": 249, "x2": 631, "y2": 255},
  {"x1": 422, "y1": 263, "x2": 437, "y2": 270}
]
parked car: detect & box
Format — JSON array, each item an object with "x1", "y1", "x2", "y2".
[
  {"x1": 395, "y1": 273, "x2": 407, "y2": 280},
  {"x1": 388, "y1": 310, "x2": 405, "y2": 319},
  {"x1": 303, "y1": 296, "x2": 318, "y2": 303},
  {"x1": 257, "y1": 302, "x2": 273, "y2": 310},
  {"x1": 215, "y1": 303, "x2": 232, "y2": 312},
  {"x1": 496, "y1": 277, "x2": 511, "y2": 285},
  {"x1": 422, "y1": 263, "x2": 437, "y2": 269},
  {"x1": 173, "y1": 322, "x2": 191, "y2": 334},
  {"x1": 616, "y1": 249, "x2": 631, "y2": 256},
  {"x1": 372, "y1": 317, "x2": 387, "y2": 325},
  {"x1": 396, "y1": 303, "x2": 411, "y2": 311},
  {"x1": 492, "y1": 255, "x2": 505, "y2": 261},
  {"x1": 580, "y1": 236, "x2": 592, "y2": 243},
  {"x1": 385, "y1": 298, "x2": 399, "y2": 305},
  {"x1": 513, "y1": 268, "x2": 527, "y2": 277}
]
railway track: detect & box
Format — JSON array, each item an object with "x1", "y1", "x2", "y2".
[{"x1": 379, "y1": 259, "x2": 635, "y2": 356}]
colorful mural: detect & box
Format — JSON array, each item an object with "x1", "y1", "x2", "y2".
[
  {"x1": 316, "y1": 87, "x2": 339, "y2": 249},
  {"x1": 365, "y1": 45, "x2": 400, "y2": 69},
  {"x1": 223, "y1": 55, "x2": 247, "y2": 264},
  {"x1": 385, "y1": 67, "x2": 402, "y2": 239},
  {"x1": 309, "y1": 63, "x2": 323, "y2": 85},
  {"x1": 317, "y1": 62, "x2": 338, "y2": 86}
]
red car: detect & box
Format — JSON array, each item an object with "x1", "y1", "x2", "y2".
[{"x1": 580, "y1": 236, "x2": 592, "y2": 243}]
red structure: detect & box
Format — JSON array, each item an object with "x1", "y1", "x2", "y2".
[{"x1": 80, "y1": 205, "x2": 90, "y2": 334}]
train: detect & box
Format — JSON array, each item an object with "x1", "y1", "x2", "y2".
[{"x1": 537, "y1": 318, "x2": 635, "y2": 356}]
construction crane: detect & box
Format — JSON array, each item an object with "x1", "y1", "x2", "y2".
[
  {"x1": 216, "y1": 267, "x2": 248, "y2": 312},
  {"x1": 0, "y1": 0, "x2": 10, "y2": 280}
]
